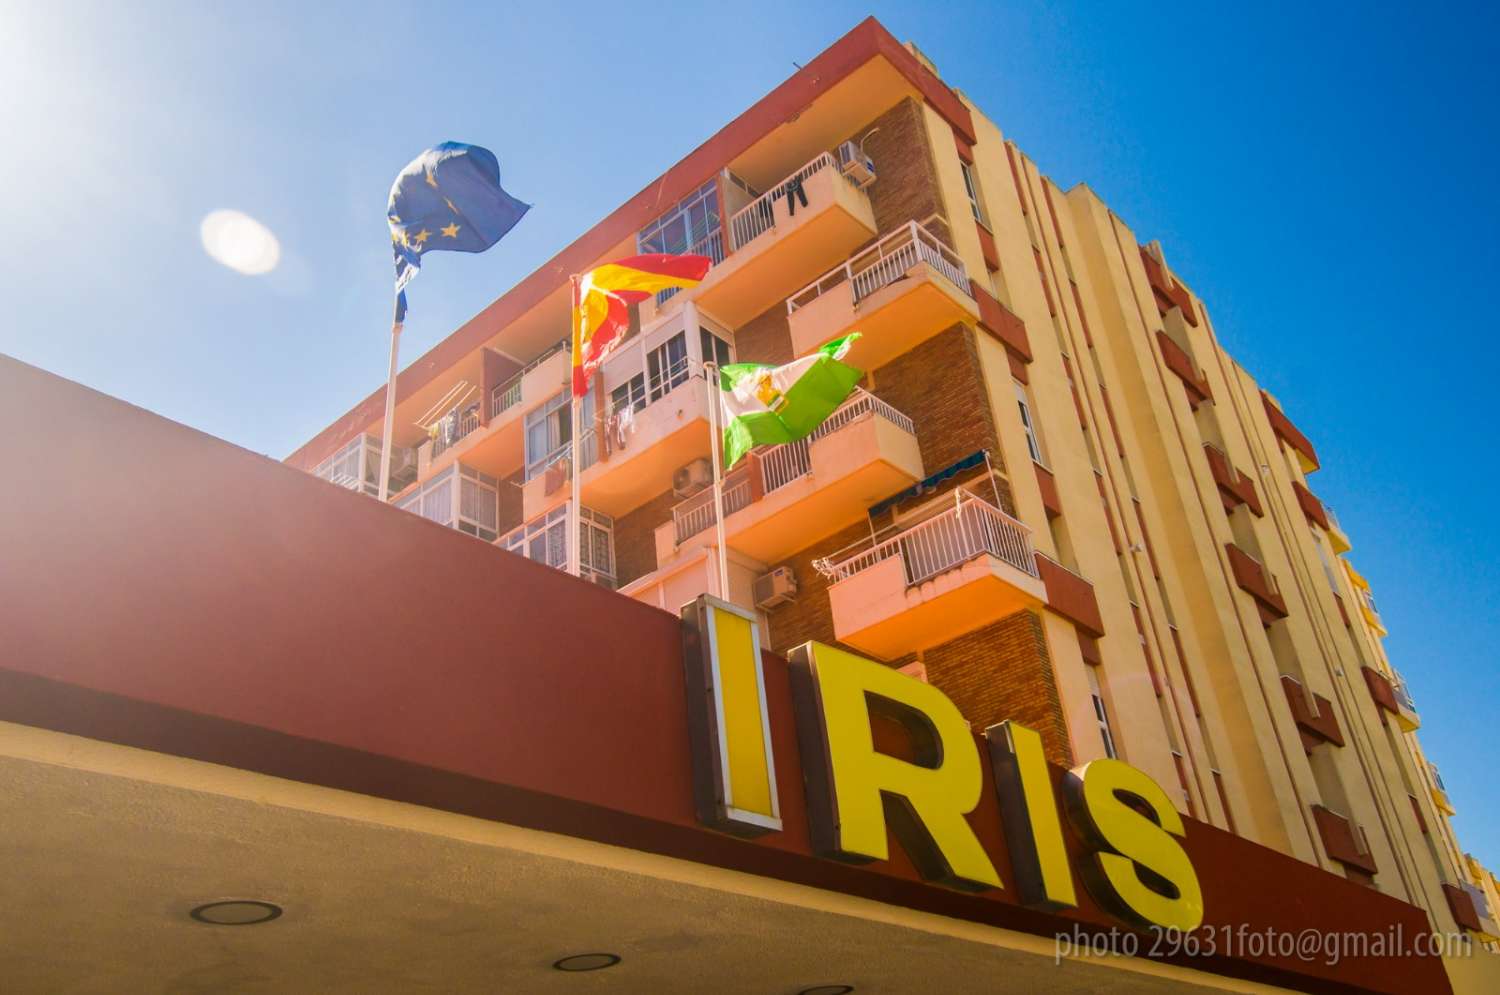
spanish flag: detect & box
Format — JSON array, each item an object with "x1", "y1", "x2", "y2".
[{"x1": 572, "y1": 253, "x2": 712, "y2": 397}]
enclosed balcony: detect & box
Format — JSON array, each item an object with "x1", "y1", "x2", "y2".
[
  {"x1": 813, "y1": 489, "x2": 1045, "y2": 660},
  {"x1": 786, "y1": 219, "x2": 979, "y2": 367},
  {"x1": 661, "y1": 389, "x2": 924, "y2": 565},
  {"x1": 521, "y1": 312, "x2": 734, "y2": 522},
  {"x1": 497, "y1": 501, "x2": 617, "y2": 589},
  {"x1": 689, "y1": 152, "x2": 877, "y2": 327}
]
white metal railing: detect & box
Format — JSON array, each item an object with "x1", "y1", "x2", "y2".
[
  {"x1": 729, "y1": 152, "x2": 839, "y2": 250},
  {"x1": 431, "y1": 400, "x2": 481, "y2": 459},
  {"x1": 672, "y1": 472, "x2": 753, "y2": 544},
  {"x1": 815, "y1": 490, "x2": 1036, "y2": 587},
  {"x1": 491, "y1": 337, "x2": 569, "y2": 419},
  {"x1": 1429, "y1": 762, "x2": 1447, "y2": 793},
  {"x1": 788, "y1": 219, "x2": 969, "y2": 314},
  {"x1": 573, "y1": 358, "x2": 700, "y2": 474},
  {"x1": 758, "y1": 388, "x2": 916, "y2": 496},
  {"x1": 656, "y1": 231, "x2": 726, "y2": 306}
]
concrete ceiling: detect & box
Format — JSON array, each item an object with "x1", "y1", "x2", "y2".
[{"x1": 0, "y1": 728, "x2": 1279, "y2": 994}]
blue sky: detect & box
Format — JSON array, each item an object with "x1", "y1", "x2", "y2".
[{"x1": 3, "y1": 2, "x2": 1496, "y2": 864}]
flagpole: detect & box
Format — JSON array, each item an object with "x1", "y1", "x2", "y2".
[
  {"x1": 699, "y1": 330, "x2": 730, "y2": 601},
  {"x1": 376, "y1": 303, "x2": 402, "y2": 503},
  {"x1": 568, "y1": 275, "x2": 583, "y2": 578}
]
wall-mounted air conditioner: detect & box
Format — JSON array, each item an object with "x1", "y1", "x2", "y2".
[
  {"x1": 836, "y1": 141, "x2": 876, "y2": 190},
  {"x1": 672, "y1": 458, "x2": 713, "y2": 498},
  {"x1": 753, "y1": 566, "x2": 798, "y2": 610}
]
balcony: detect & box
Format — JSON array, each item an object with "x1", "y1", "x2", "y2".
[
  {"x1": 1429, "y1": 762, "x2": 1455, "y2": 816},
  {"x1": 786, "y1": 219, "x2": 979, "y2": 368},
  {"x1": 1311, "y1": 804, "x2": 1378, "y2": 876},
  {"x1": 1224, "y1": 542, "x2": 1288, "y2": 622},
  {"x1": 1203, "y1": 443, "x2": 1262, "y2": 516},
  {"x1": 662, "y1": 389, "x2": 923, "y2": 565},
  {"x1": 1139, "y1": 248, "x2": 1199, "y2": 327},
  {"x1": 1034, "y1": 554, "x2": 1105, "y2": 638},
  {"x1": 1361, "y1": 666, "x2": 1419, "y2": 732},
  {"x1": 1280, "y1": 675, "x2": 1344, "y2": 750},
  {"x1": 1156, "y1": 330, "x2": 1212, "y2": 408},
  {"x1": 1324, "y1": 504, "x2": 1353, "y2": 553},
  {"x1": 689, "y1": 152, "x2": 876, "y2": 327},
  {"x1": 1343, "y1": 561, "x2": 1387, "y2": 637},
  {"x1": 1261, "y1": 390, "x2": 1320, "y2": 473},
  {"x1": 1444, "y1": 883, "x2": 1500, "y2": 940},
  {"x1": 813, "y1": 489, "x2": 1045, "y2": 660},
  {"x1": 498, "y1": 501, "x2": 616, "y2": 589},
  {"x1": 522, "y1": 367, "x2": 712, "y2": 522},
  {"x1": 1292, "y1": 480, "x2": 1331, "y2": 531},
  {"x1": 418, "y1": 338, "x2": 571, "y2": 482}
]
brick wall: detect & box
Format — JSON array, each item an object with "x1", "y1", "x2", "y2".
[
  {"x1": 613, "y1": 488, "x2": 678, "y2": 586},
  {"x1": 841, "y1": 97, "x2": 948, "y2": 238},
  {"x1": 873, "y1": 324, "x2": 1007, "y2": 489},
  {"x1": 922, "y1": 612, "x2": 1073, "y2": 766},
  {"x1": 736, "y1": 301, "x2": 795, "y2": 368}
]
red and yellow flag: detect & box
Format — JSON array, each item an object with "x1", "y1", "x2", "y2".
[{"x1": 572, "y1": 253, "x2": 711, "y2": 397}]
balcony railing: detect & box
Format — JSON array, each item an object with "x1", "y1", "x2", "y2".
[
  {"x1": 571, "y1": 356, "x2": 699, "y2": 475},
  {"x1": 816, "y1": 490, "x2": 1037, "y2": 587},
  {"x1": 657, "y1": 231, "x2": 727, "y2": 306},
  {"x1": 1392, "y1": 674, "x2": 1417, "y2": 713},
  {"x1": 728, "y1": 152, "x2": 839, "y2": 250},
  {"x1": 490, "y1": 337, "x2": 569, "y2": 420},
  {"x1": 672, "y1": 472, "x2": 754, "y2": 545},
  {"x1": 669, "y1": 388, "x2": 916, "y2": 544},
  {"x1": 787, "y1": 219, "x2": 969, "y2": 315},
  {"x1": 1429, "y1": 762, "x2": 1447, "y2": 793},
  {"x1": 430, "y1": 400, "x2": 481, "y2": 459},
  {"x1": 1464, "y1": 882, "x2": 1492, "y2": 921}
]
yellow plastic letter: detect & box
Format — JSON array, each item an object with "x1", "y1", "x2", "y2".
[
  {"x1": 787, "y1": 642, "x2": 1000, "y2": 891},
  {"x1": 1062, "y1": 759, "x2": 1203, "y2": 930}
]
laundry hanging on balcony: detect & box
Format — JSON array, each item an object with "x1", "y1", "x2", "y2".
[{"x1": 866, "y1": 450, "x2": 989, "y2": 518}]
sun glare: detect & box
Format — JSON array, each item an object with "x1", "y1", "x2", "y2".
[{"x1": 200, "y1": 209, "x2": 281, "y2": 276}]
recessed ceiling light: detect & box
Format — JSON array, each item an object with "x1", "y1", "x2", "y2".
[
  {"x1": 798, "y1": 987, "x2": 854, "y2": 995},
  {"x1": 189, "y1": 900, "x2": 283, "y2": 926},
  {"x1": 552, "y1": 953, "x2": 621, "y2": 972}
]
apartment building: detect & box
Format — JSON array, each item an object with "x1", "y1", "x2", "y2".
[{"x1": 289, "y1": 15, "x2": 1496, "y2": 977}]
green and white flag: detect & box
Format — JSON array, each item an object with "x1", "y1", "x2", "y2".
[{"x1": 718, "y1": 333, "x2": 863, "y2": 469}]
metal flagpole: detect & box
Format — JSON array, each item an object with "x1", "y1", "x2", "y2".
[
  {"x1": 697, "y1": 314, "x2": 730, "y2": 599},
  {"x1": 568, "y1": 275, "x2": 583, "y2": 577},
  {"x1": 376, "y1": 302, "x2": 402, "y2": 503}
]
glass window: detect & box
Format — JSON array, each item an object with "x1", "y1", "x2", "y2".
[
  {"x1": 524, "y1": 392, "x2": 572, "y2": 480},
  {"x1": 611, "y1": 374, "x2": 646, "y2": 414},
  {"x1": 638, "y1": 179, "x2": 723, "y2": 303},
  {"x1": 648, "y1": 332, "x2": 690, "y2": 401},
  {"x1": 961, "y1": 161, "x2": 988, "y2": 226},
  {"x1": 1015, "y1": 381, "x2": 1044, "y2": 464},
  {"x1": 699, "y1": 327, "x2": 732, "y2": 369},
  {"x1": 1087, "y1": 666, "x2": 1118, "y2": 759}
]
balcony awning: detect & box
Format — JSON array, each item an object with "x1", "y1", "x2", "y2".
[{"x1": 867, "y1": 450, "x2": 987, "y2": 518}]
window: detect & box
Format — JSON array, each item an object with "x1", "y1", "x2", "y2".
[
  {"x1": 1014, "y1": 381, "x2": 1045, "y2": 464},
  {"x1": 396, "y1": 464, "x2": 499, "y2": 541},
  {"x1": 648, "y1": 332, "x2": 690, "y2": 401},
  {"x1": 1087, "y1": 666, "x2": 1118, "y2": 759},
  {"x1": 611, "y1": 374, "x2": 646, "y2": 415},
  {"x1": 638, "y1": 179, "x2": 723, "y2": 303},
  {"x1": 700, "y1": 327, "x2": 732, "y2": 370},
  {"x1": 525, "y1": 392, "x2": 571, "y2": 480},
  {"x1": 960, "y1": 160, "x2": 988, "y2": 226},
  {"x1": 500, "y1": 504, "x2": 615, "y2": 587}
]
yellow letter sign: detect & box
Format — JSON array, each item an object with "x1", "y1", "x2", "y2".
[{"x1": 787, "y1": 642, "x2": 1000, "y2": 891}]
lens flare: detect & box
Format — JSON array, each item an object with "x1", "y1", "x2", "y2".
[{"x1": 200, "y1": 209, "x2": 281, "y2": 275}]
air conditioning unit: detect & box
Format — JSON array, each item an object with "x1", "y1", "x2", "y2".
[
  {"x1": 836, "y1": 141, "x2": 876, "y2": 189},
  {"x1": 753, "y1": 566, "x2": 798, "y2": 610},
  {"x1": 672, "y1": 458, "x2": 713, "y2": 498}
]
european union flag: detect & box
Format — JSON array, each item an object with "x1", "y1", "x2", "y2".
[{"x1": 388, "y1": 142, "x2": 530, "y2": 323}]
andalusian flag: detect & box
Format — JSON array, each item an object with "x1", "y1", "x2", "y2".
[
  {"x1": 719, "y1": 334, "x2": 863, "y2": 469},
  {"x1": 572, "y1": 253, "x2": 712, "y2": 397}
]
